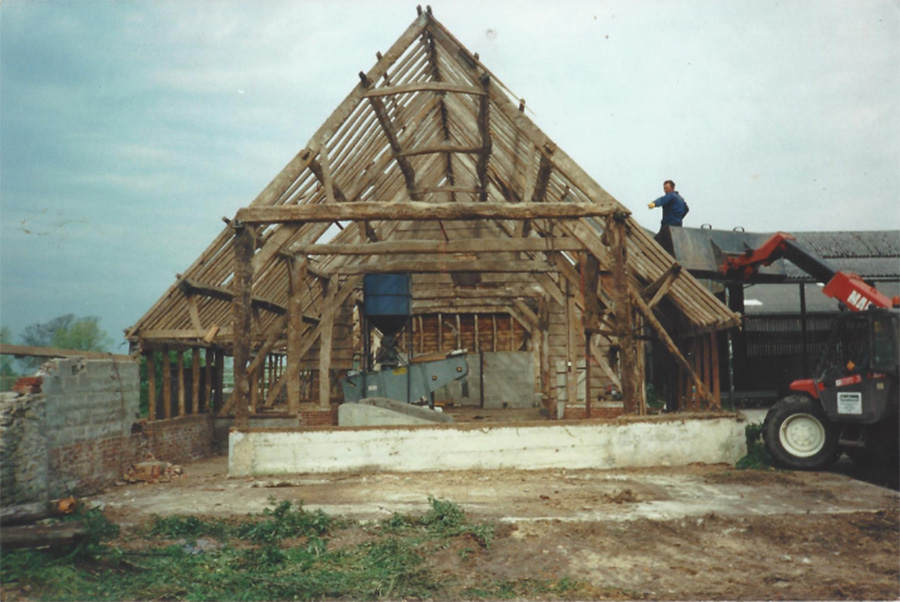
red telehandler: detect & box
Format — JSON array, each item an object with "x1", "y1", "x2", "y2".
[{"x1": 718, "y1": 232, "x2": 899, "y2": 470}]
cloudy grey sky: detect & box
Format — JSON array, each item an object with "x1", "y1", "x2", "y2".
[{"x1": 1, "y1": 0, "x2": 898, "y2": 350}]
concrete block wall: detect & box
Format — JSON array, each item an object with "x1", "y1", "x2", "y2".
[{"x1": 0, "y1": 357, "x2": 217, "y2": 504}]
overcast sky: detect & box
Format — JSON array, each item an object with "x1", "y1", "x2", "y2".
[{"x1": 1, "y1": 0, "x2": 898, "y2": 350}]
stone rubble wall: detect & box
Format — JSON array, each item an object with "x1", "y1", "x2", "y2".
[{"x1": 0, "y1": 357, "x2": 215, "y2": 506}]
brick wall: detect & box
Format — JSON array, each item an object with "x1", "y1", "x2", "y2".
[
  {"x1": 562, "y1": 402, "x2": 625, "y2": 420},
  {"x1": 0, "y1": 357, "x2": 217, "y2": 505},
  {"x1": 298, "y1": 404, "x2": 338, "y2": 426}
]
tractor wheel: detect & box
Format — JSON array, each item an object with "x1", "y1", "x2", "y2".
[{"x1": 763, "y1": 395, "x2": 841, "y2": 470}]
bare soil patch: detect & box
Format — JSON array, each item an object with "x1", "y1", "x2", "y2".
[{"x1": 82, "y1": 456, "x2": 899, "y2": 600}]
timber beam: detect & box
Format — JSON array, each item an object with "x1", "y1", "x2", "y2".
[
  {"x1": 333, "y1": 259, "x2": 558, "y2": 275},
  {"x1": 291, "y1": 236, "x2": 584, "y2": 256},
  {"x1": 363, "y1": 73, "x2": 420, "y2": 201},
  {"x1": 178, "y1": 278, "x2": 318, "y2": 324},
  {"x1": 236, "y1": 202, "x2": 614, "y2": 224}
]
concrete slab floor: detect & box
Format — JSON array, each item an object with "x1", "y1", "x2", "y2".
[{"x1": 90, "y1": 454, "x2": 896, "y2": 526}]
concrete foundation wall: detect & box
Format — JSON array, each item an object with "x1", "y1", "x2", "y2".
[{"x1": 229, "y1": 416, "x2": 747, "y2": 476}]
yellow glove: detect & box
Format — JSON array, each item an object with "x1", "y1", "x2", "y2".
[{"x1": 648, "y1": 202, "x2": 655, "y2": 209}]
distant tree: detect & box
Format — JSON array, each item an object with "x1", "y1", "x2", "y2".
[
  {"x1": 19, "y1": 314, "x2": 111, "y2": 352},
  {"x1": 0, "y1": 327, "x2": 17, "y2": 391},
  {"x1": 17, "y1": 314, "x2": 113, "y2": 370}
]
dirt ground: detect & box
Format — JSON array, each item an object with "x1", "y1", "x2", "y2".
[{"x1": 88, "y1": 455, "x2": 900, "y2": 601}]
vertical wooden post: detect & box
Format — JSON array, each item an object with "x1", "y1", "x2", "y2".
[
  {"x1": 565, "y1": 280, "x2": 578, "y2": 409},
  {"x1": 318, "y1": 279, "x2": 337, "y2": 409},
  {"x1": 162, "y1": 345, "x2": 172, "y2": 419},
  {"x1": 214, "y1": 348, "x2": 224, "y2": 412},
  {"x1": 232, "y1": 221, "x2": 255, "y2": 430},
  {"x1": 287, "y1": 257, "x2": 307, "y2": 415},
  {"x1": 456, "y1": 314, "x2": 462, "y2": 349},
  {"x1": 474, "y1": 315, "x2": 480, "y2": 353},
  {"x1": 146, "y1": 351, "x2": 157, "y2": 421},
  {"x1": 491, "y1": 315, "x2": 497, "y2": 352},
  {"x1": 204, "y1": 348, "x2": 214, "y2": 413},
  {"x1": 418, "y1": 316, "x2": 425, "y2": 353},
  {"x1": 710, "y1": 332, "x2": 721, "y2": 409},
  {"x1": 191, "y1": 347, "x2": 200, "y2": 414},
  {"x1": 509, "y1": 315, "x2": 515, "y2": 351},
  {"x1": 581, "y1": 252, "x2": 601, "y2": 419},
  {"x1": 438, "y1": 312, "x2": 443, "y2": 351},
  {"x1": 539, "y1": 298, "x2": 552, "y2": 403},
  {"x1": 607, "y1": 213, "x2": 639, "y2": 413},
  {"x1": 176, "y1": 349, "x2": 186, "y2": 417}
]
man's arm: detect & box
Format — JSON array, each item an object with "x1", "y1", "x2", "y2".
[{"x1": 649, "y1": 192, "x2": 673, "y2": 209}]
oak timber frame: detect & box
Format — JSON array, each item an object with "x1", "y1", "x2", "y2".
[{"x1": 126, "y1": 7, "x2": 739, "y2": 426}]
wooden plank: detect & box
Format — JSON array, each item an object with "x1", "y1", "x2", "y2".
[
  {"x1": 293, "y1": 237, "x2": 584, "y2": 256},
  {"x1": 214, "y1": 348, "x2": 224, "y2": 412},
  {"x1": 629, "y1": 287, "x2": 716, "y2": 407},
  {"x1": 397, "y1": 143, "x2": 481, "y2": 158},
  {"x1": 476, "y1": 75, "x2": 492, "y2": 201},
  {"x1": 367, "y1": 92, "x2": 420, "y2": 200},
  {"x1": 1, "y1": 522, "x2": 86, "y2": 550},
  {"x1": 178, "y1": 278, "x2": 292, "y2": 318},
  {"x1": 191, "y1": 348, "x2": 200, "y2": 414},
  {"x1": 566, "y1": 280, "x2": 578, "y2": 406},
  {"x1": 362, "y1": 81, "x2": 485, "y2": 97},
  {"x1": 186, "y1": 295, "x2": 203, "y2": 330},
  {"x1": 162, "y1": 345, "x2": 172, "y2": 420},
  {"x1": 644, "y1": 264, "x2": 682, "y2": 310},
  {"x1": 334, "y1": 259, "x2": 557, "y2": 275},
  {"x1": 237, "y1": 202, "x2": 614, "y2": 224},
  {"x1": 204, "y1": 347, "x2": 213, "y2": 413},
  {"x1": 176, "y1": 349, "x2": 186, "y2": 417},
  {"x1": 318, "y1": 280, "x2": 336, "y2": 409},
  {"x1": 146, "y1": 351, "x2": 157, "y2": 421}
]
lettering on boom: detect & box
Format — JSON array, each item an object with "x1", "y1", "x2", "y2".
[{"x1": 846, "y1": 291, "x2": 871, "y2": 311}]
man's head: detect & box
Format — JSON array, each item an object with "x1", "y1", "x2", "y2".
[{"x1": 663, "y1": 180, "x2": 675, "y2": 193}]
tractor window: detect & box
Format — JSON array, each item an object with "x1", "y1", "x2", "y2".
[
  {"x1": 871, "y1": 314, "x2": 899, "y2": 375},
  {"x1": 816, "y1": 315, "x2": 870, "y2": 382}
]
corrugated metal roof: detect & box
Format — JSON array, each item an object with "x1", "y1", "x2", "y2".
[
  {"x1": 793, "y1": 231, "x2": 900, "y2": 260},
  {"x1": 743, "y1": 281, "x2": 900, "y2": 315}
]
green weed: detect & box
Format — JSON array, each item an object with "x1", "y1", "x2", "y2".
[{"x1": 736, "y1": 422, "x2": 774, "y2": 469}]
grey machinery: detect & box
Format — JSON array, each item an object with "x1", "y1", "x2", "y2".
[{"x1": 340, "y1": 274, "x2": 469, "y2": 406}]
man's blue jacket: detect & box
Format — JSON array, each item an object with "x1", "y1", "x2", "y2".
[{"x1": 654, "y1": 191, "x2": 687, "y2": 226}]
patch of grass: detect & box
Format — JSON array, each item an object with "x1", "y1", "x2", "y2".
[
  {"x1": 148, "y1": 514, "x2": 228, "y2": 541},
  {"x1": 0, "y1": 497, "x2": 506, "y2": 602},
  {"x1": 736, "y1": 422, "x2": 774, "y2": 469}
]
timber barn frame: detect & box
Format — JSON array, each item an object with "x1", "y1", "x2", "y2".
[{"x1": 127, "y1": 8, "x2": 741, "y2": 429}]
